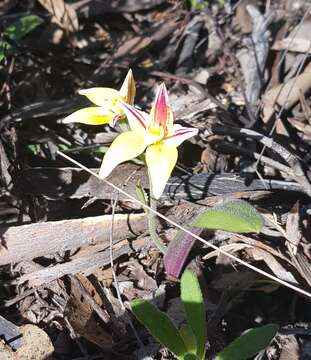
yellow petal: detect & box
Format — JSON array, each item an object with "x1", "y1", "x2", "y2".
[
  {"x1": 78, "y1": 88, "x2": 119, "y2": 106},
  {"x1": 119, "y1": 69, "x2": 136, "y2": 105},
  {"x1": 99, "y1": 131, "x2": 147, "y2": 179},
  {"x1": 62, "y1": 107, "x2": 114, "y2": 125},
  {"x1": 145, "y1": 143, "x2": 178, "y2": 199}
]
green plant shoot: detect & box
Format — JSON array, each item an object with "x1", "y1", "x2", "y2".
[
  {"x1": 131, "y1": 270, "x2": 277, "y2": 360},
  {"x1": 0, "y1": 15, "x2": 43, "y2": 62}
]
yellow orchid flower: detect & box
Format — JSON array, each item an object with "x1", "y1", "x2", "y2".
[
  {"x1": 99, "y1": 83, "x2": 198, "y2": 199},
  {"x1": 63, "y1": 69, "x2": 135, "y2": 126}
]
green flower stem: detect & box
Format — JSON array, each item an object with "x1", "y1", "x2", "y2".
[{"x1": 148, "y1": 194, "x2": 167, "y2": 254}]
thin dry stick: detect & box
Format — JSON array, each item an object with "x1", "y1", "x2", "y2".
[
  {"x1": 57, "y1": 150, "x2": 311, "y2": 299},
  {"x1": 109, "y1": 192, "x2": 143, "y2": 347},
  {"x1": 109, "y1": 192, "x2": 122, "y2": 303}
]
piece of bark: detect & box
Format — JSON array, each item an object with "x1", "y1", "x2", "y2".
[
  {"x1": 175, "y1": 15, "x2": 205, "y2": 74},
  {"x1": 17, "y1": 236, "x2": 147, "y2": 287},
  {"x1": 0, "y1": 97, "x2": 86, "y2": 130},
  {"x1": 237, "y1": 4, "x2": 272, "y2": 105},
  {"x1": 0, "y1": 213, "x2": 146, "y2": 266},
  {"x1": 18, "y1": 165, "x2": 302, "y2": 203},
  {"x1": 0, "y1": 315, "x2": 22, "y2": 351}
]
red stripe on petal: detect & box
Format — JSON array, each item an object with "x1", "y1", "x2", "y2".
[
  {"x1": 164, "y1": 128, "x2": 198, "y2": 140},
  {"x1": 120, "y1": 102, "x2": 146, "y2": 129}
]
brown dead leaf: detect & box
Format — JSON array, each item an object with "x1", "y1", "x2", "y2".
[
  {"x1": 248, "y1": 247, "x2": 298, "y2": 284},
  {"x1": 291, "y1": 253, "x2": 311, "y2": 287},
  {"x1": 272, "y1": 37, "x2": 311, "y2": 54},
  {"x1": 262, "y1": 62, "x2": 311, "y2": 122},
  {"x1": 93, "y1": 266, "x2": 114, "y2": 287},
  {"x1": 37, "y1": 0, "x2": 79, "y2": 32},
  {"x1": 233, "y1": 0, "x2": 256, "y2": 34},
  {"x1": 272, "y1": 21, "x2": 311, "y2": 54},
  {"x1": 65, "y1": 275, "x2": 113, "y2": 349},
  {"x1": 127, "y1": 261, "x2": 158, "y2": 291},
  {"x1": 112, "y1": 19, "x2": 180, "y2": 64}
]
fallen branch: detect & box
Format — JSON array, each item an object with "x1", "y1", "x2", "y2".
[
  {"x1": 18, "y1": 164, "x2": 302, "y2": 202},
  {"x1": 0, "y1": 213, "x2": 146, "y2": 265}
]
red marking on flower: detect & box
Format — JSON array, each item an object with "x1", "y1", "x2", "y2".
[
  {"x1": 164, "y1": 129, "x2": 195, "y2": 140},
  {"x1": 153, "y1": 84, "x2": 169, "y2": 128},
  {"x1": 121, "y1": 102, "x2": 146, "y2": 129}
]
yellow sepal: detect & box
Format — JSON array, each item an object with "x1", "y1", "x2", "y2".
[
  {"x1": 146, "y1": 143, "x2": 178, "y2": 199},
  {"x1": 99, "y1": 131, "x2": 147, "y2": 179},
  {"x1": 63, "y1": 107, "x2": 114, "y2": 125}
]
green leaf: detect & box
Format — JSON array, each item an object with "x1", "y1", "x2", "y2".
[
  {"x1": 184, "y1": 353, "x2": 199, "y2": 360},
  {"x1": 180, "y1": 324, "x2": 197, "y2": 355},
  {"x1": 192, "y1": 199, "x2": 263, "y2": 233},
  {"x1": 0, "y1": 42, "x2": 9, "y2": 62},
  {"x1": 130, "y1": 299, "x2": 187, "y2": 358},
  {"x1": 215, "y1": 324, "x2": 279, "y2": 360},
  {"x1": 180, "y1": 271, "x2": 206, "y2": 360},
  {"x1": 94, "y1": 145, "x2": 109, "y2": 154},
  {"x1": 135, "y1": 179, "x2": 148, "y2": 205},
  {"x1": 5, "y1": 15, "x2": 43, "y2": 42},
  {"x1": 27, "y1": 144, "x2": 41, "y2": 155},
  {"x1": 0, "y1": 15, "x2": 43, "y2": 62}
]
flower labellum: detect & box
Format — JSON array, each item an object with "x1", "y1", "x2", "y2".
[
  {"x1": 99, "y1": 83, "x2": 198, "y2": 199},
  {"x1": 63, "y1": 69, "x2": 135, "y2": 125}
]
